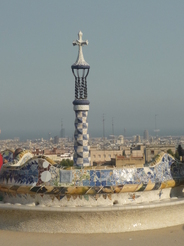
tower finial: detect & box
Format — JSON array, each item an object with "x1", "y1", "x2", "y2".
[{"x1": 72, "y1": 31, "x2": 90, "y2": 69}]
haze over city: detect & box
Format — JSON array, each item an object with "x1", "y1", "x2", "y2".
[{"x1": 1, "y1": 1, "x2": 184, "y2": 140}]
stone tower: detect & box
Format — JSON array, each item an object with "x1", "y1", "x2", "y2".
[{"x1": 71, "y1": 31, "x2": 90, "y2": 167}]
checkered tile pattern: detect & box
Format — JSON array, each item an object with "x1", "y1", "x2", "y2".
[{"x1": 73, "y1": 108, "x2": 90, "y2": 167}]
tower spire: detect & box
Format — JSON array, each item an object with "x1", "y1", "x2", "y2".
[{"x1": 72, "y1": 31, "x2": 90, "y2": 167}]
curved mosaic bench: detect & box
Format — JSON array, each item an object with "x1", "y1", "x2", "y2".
[
  {"x1": 0, "y1": 149, "x2": 184, "y2": 232},
  {"x1": 0, "y1": 150, "x2": 184, "y2": 207}
]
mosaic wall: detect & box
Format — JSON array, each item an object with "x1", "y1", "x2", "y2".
[
  {"x1": 0, "y1": 150, "x2": 184, "y2": 200},
  {"x1": 1, "y1": 150, "x2": 13, "y2": 163}
]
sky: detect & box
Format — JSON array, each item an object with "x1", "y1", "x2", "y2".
[{"x1": 0, "y1": 0, "x2": 184, "y2": 140}]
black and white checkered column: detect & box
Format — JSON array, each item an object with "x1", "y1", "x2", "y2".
[{"x1": 73, "y1": 100, "x2": 90, "y2": 166}]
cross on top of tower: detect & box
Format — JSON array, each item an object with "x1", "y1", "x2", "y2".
[
  {"x1": 73, "y1": 31, "x2": 88, "y2": 47},
  {"x1": 71, "y1": 31, "x2": 90, "y2": 69}
]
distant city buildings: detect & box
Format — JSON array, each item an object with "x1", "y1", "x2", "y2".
[
  {"x1": 143, "y1": 130, "x2": 149, "y2": 141},
  {"x1": 145, "y1": 144, "x2": 175, "y2": 163},
  {"x1": 54, "y1": 136, "x2": 59, "y2": 144},
  {"x1": 117, "y1": 135, "x2": 124, "y2": 145},
  {"x1": 90, "y1": 147, "x2": 122, "y2": 166},
  {"x1": 135, "y1": 135, "x2": 141, "y2": 143},
  {"x1": 0, "y1": 134, "x2": 183, "y2": 166}
]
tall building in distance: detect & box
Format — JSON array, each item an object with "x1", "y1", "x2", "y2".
[
  {"x1": 60, "y1": 120, "x2": 65, "y2": 138},
  {"x1": 54, "y1": 136, "x2": 59, "y2": 144},
  {"x1": 135, "y1": 135, "x2": 141, "y2": 143},
  {"x1": 143, "y1": 130, "x2": 149, "y2": 141},
  {"x1": 71, "y1": 31, "x2": 90, "y2": 167}
]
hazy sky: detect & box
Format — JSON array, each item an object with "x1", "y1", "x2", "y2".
[{"x1": 0, "y1": 0, "x2": 184, "y2": 140}]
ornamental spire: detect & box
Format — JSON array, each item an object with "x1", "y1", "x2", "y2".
[{"x1": 72, "y1": 31, "x2": 90, "y2": 69}]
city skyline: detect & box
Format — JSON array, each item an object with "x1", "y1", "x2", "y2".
[{"x1": 1, "y1": 1, "x2": 184, "y2": 140}]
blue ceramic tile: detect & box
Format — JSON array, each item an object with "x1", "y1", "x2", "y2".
[
  {"x1": 137, "y1": 168, "x2": 144, "y2": 173},
  {"x1": 90, "y1": 181, "x2": 95, "y2": 186},
  {"x1": 77, "y1": 119, "x2": 83, "y2": 124},
  {"x1": 83, "y1": 123, "x2": 87, "y2": 129},
  {"x1": 96, "y1": 180, "x2": 101, "y2": 186},
  {"x1": 90, "y1": 170, "x2": 95, "y2": 181},
  {"x1": 96, "y1": 171, "x2": 101, "y2": 179},
  {"x1": 111, "y1": 180, "x2": 116, "y2": 186},
  {"x1": 83, "y1": 180, "x2": 90, "y2": 186},
  {"x1": 106, "y1": 180, "x2": 112, "y2": 186}
]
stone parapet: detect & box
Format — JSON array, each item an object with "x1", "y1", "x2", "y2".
[{"x1": 0, "y1": 198, "x2": 184, "y2": 233}]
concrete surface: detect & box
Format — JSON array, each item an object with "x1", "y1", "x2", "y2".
[{"x1": 1, "y1": 224, "x2": 184, "y2": 246}]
